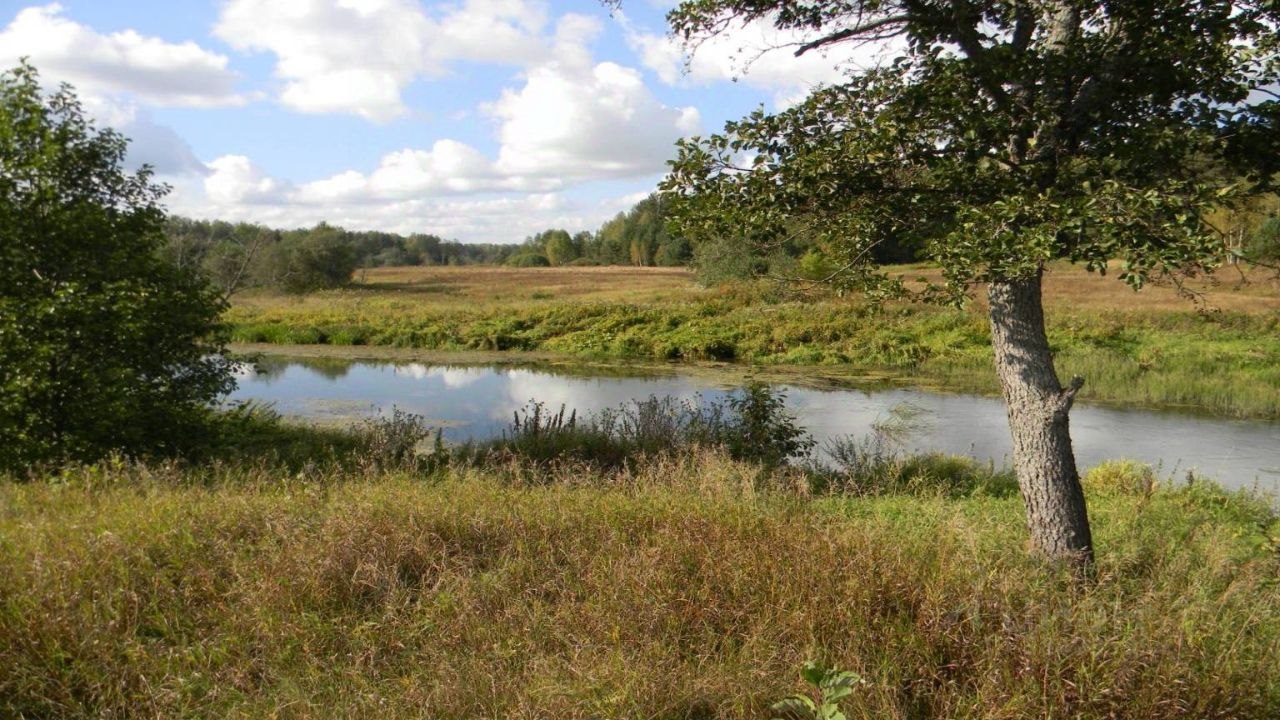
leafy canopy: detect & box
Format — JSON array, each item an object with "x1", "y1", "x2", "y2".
[
  {"x1": 661, "y1": 0, "x2": 1280, "y2": 300},
  {"x1": 0, "y1": 62, "x2": 235, "y2": 469}
]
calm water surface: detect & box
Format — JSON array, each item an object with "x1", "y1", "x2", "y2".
[{"x1": 229, "y1": 357, "x2": 1280, "y2": 492}]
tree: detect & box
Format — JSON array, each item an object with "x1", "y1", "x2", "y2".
[
  {"x1": 1245, "y1": 216, "x2": 1280, "y2": 262},
  {"x1": 542, "y1": 229, "x2": 579, "y2": 265},
  {"x1": 163, "y1": 218, "x2": 273, "y2": 299},
  {"x1": 0, "y1": 62, "x2": 235, "y2": 469},
  {"x1": 660, "y1": 0, "x2": 1280, "y2": 565},
  {"x1": 259, "y1": 223, "x2": 357, "y2": 293}
]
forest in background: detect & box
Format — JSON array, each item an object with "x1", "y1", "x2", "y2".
[{"x1": 169, "y1": 189, "x2": 1280, "y2": 296}]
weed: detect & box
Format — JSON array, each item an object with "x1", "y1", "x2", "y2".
[
  {"x1": 770, "y1": 661, "x2": 865, "y2": 720},
  {"x1": 463, "y1": 385, "x2": 814, "y2": 470},
  {"x1": 2, "y1": 456, "x2": 1278, "y2": 718},
  {"x1": 357, "y1": 408, "x2": 443, "y2": 473}
]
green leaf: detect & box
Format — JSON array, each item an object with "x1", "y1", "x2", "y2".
[{"x1": 770, "y1": 695, "x2": 818, "y2": 720}]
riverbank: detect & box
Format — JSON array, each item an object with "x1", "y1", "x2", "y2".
[
  {"x1": 226, "y1": 265, "x2": 1280, "y2": 419},
  {"x1": 4, "y1": 446, "x2": 1278, "y2": 719}
]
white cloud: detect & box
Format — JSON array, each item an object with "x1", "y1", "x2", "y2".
[
  {"x1": 204, "y1": 156, "x2": 291, "y2": 205},
  {"x1": 214, "y1": 0, "x2": 551, "y2": 121},
  {"x1": 289, "y1": 139, "x2": 562, "y2": 205},
  {"x1": 624, "y1": 14, "x2": 904, "y2": 107},
  {"x1": 0, "y1": 3, "x2": 243, "y2": 107},
  {"x1": 148, "y1": 4, "x2": 696, "y2": 241},
  {"x1": 169, "y1": 158, "x2": 642, "y2": 243},
  {"x1": 488, "y1": 15, "x2": 700, "y2": 180},
  {"x1": 229, "y1": 13, "x2": 696, "y2": 211}
]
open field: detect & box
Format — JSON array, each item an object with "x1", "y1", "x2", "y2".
[
  {"x1": 3, "y1": 450, "x2": 1278, "y2": 719},
  {"x1": 227, "y1": 264, "x2": 1280, "y2": 418}
]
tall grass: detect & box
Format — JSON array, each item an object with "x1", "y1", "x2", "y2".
[
  {"x1": 460, "y1": 385, "x2": 814, "y2": 471},
  {"x1": 2, "y1": 451, "x2": 1277, "y2": 718},
  {"x1": 5, "y1": 386, "x2": 1276, "y2": 717}
]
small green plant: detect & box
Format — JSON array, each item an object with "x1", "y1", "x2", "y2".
[
  {"x1": 771, "y1": 661, "x2": 865, "y2": 720},
  {"x1": 718, "y1": 382, "x2": 816, "y2": 466}
]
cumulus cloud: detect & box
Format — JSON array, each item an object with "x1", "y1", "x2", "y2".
[
  {"x1": 624, "y1": 14, "x2": 905, "y2": 106},
  {"x1": 168, "y1": 157, "x2": 641, "y2": 244},
  {"x1": 214, "y1": 0, "x2": 550, "y2": 121},
  {"x1": 102, "y1": 3, "x2": 700, "y2": 242},
  {"x1": 0, "y1": 3, "x2": 243, "y2": 107},
  {"x1": 74, "y1": 95, "x2": 208, "y2": 177},
  {"x1": 204, "y1": 156, "x2": 291, "y2": 205},
  {"x1": 488, "y1": 15, "x2": 700, "y2": 180},
  {"x1": 290, "y1": 139, "x2": 560, "y2": 203},
  {"x1": 215, "y1": 14, "x2": 697, "y2": 217}
]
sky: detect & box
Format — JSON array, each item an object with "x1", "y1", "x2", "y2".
[{"x1": 0, "y1": 0, "x2": 886, "y2": 243}]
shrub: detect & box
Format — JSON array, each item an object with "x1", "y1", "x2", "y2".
[
  {"x1": 0, "y1": 63, "x2": 235, "y2": 470},
  {"x1": 507, "y1": 252, "x2": 551, "y2": 268},
  {"x1": 1244, "y1": 216, "x2": 1280, "y2": 262},
  {"x1": 256, "y1": 226, "x2": 358, "y2": 293},
  {"x1": 357, "y1": 408, "x2": 442, "y2": 473},
  {"x1": 692, "y1": 237, "x2": 767, "y2": 285}
]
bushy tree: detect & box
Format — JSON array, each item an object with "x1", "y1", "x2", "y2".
[
  {"x1": 1245, "y1": 216, "x2": 1280, "y2": 262},
  {"x1": 542, "y1": 229, "x2": 579, "y2": 265},
  {"x1": 0, "y1": 62, "x2": 235, "y2": 469},
  {"x1": 507, "y1": 251, "x2": 551, "y2": 267},
  {"x1": 257, "y1": 223, "x2": 357, "y2": 293},
  {"x1": 661, "y1": 0, "x2": 1280, "y2": 565}
]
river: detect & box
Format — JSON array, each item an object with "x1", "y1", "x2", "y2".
[{"x1": 229, "y1": 355, "x2": 1280, "y2": 492}]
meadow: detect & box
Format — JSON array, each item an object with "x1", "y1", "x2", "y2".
[
  {"x1": 3, "y1": 428, "x2": 1279, "y2": 719},
  {"x1": 226, "y1": 264, "x2": 1280, "y2": 418}
]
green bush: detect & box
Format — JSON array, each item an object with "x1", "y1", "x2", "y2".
[
  {"x1": 256, "y1": 225, "x2": 358, "y2": 293},
  {"x1": 1244, "y1": 216, "x2": 1280, "y2": 262},
  {"x1": 0, "y1": 63, "x2": 235, "y2": 470},
  {"x1": 507, "y1": 252, "x2": 551, "y2": 267}
]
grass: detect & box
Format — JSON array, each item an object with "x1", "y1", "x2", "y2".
[
  {"x1": 226, "y1": 264, "x2": 1280, "y2": 419},
  {"x1": 3, "y1": 445, "x2": 1278, "y2": 719}
]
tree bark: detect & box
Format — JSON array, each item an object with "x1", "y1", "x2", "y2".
[{"x1": 987, "y1": 271, "x2": 1094, "y2": 567}]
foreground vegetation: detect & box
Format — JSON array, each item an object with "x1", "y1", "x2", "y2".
[
  {"x1": 3, "y1": 426, "x2": 1278, "y2": 718},
  {"x1": 227, "y1": 264, "x2": 1280, "y2": 418}
]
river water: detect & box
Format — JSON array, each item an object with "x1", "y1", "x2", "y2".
[{"x1": 228, "y1": 356, "x2": 1280, "y2": 492}]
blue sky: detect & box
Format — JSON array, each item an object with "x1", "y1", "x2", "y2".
[{"x1": 0, "y1": 1, "x2": 877, "y2": 242}]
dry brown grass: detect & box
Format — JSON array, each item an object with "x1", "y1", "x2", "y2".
[
  {"x1": 355, "y1": 265, "x2": 696, "y2": 302},
  {"x1": 3, "y1": 453, "x2": 1278, "y2": 719},
  {"x1": 265, "y1": 262, "x2": 1280, "y2": 315},
  {"x1": 892, "y1": 261, "x2": 1280, "y2": 314}
]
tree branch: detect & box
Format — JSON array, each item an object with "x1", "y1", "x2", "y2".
[{"x1": 793, "y1": 15, "x2": 910, "y2": 56}]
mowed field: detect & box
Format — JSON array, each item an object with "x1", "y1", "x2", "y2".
[{"x1": 227, "y1": 263, "x2": 1280, "y2": 418}]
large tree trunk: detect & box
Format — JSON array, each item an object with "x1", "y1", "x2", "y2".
[{"x1": 987, "y1": 272, "x2": 1094, "y2": 567}]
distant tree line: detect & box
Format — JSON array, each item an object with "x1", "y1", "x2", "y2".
[
  {"x1": 163, "y1": 218, "x2": 519, "y2": 294},
  {"x1": 165, "y1": 189, "x2": 1279, "y2": 295},
  {"x1": 504, "y1": 195, "x2": 691, "y2": 268}
]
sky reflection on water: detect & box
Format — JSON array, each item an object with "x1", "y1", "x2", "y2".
[{"x1": 229, "y1": 357, "x2": 1280, "y2": 492}]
